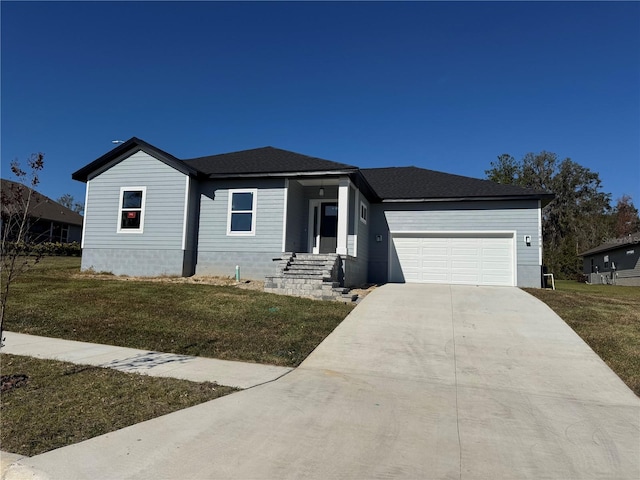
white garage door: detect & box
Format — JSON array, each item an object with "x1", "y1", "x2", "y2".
[{"x1": 391, "y1": 233, "x2": 515, "y2": 286}]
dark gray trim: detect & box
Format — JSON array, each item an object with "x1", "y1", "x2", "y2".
[
  {"x1": 72, "y1": 137, "x2": 199, "y2": 183},
  {"x1": 382, "y1": 194, "x2": 554, "y2": 203},
  {"x1": 579, "y1": 232, "x2": 640, "y2": 256},
  {"x1": 205, "y1": 169, "x2": 358, "y2": 179}
]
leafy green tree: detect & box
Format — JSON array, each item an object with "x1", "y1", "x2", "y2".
[
  {"x1": 486, "y1": 152, "x2": 612, "y2": 279},
  {"x1": 486, "y1": 154, "x2": 520, "y2": 185}
]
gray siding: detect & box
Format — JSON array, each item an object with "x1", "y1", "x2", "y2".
[
  {"x1": 343, "y1": 193, "x2": 370, "y2": 287},
  {"x1": 81, "y1": 150, "x2": 190, "y2": 276},
  {"x1": 182, "y1": 177, "x2": 200, "y2": 276},
  {"x1": 285, "y1": 180, "x2": 306, "y2": 252},
  {"x1": 357, "y1": 195, "x2": 370, "y2": 263},
  {"x1": 368, "y1": 200, "x2": 541, "y2": 288},
  {"x1": 583, "y1": 247, "x2": 640, "y2": 286},
  {"x1": 196, "y1": 178, "x2": 285, "y2": 276},
  {"x1": 83, "y1": 151, "x2": 188, "y2": 250}
]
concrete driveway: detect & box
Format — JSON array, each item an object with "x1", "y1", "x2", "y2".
[{"x1": 14, "y1": 284, "x2": 640, "y2": 479}]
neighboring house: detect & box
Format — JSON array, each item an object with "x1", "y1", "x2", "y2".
[
  {"x1": 579, "y1": 232, "x2": 640, "y2": 286},
  {"x1": 1, "y1": 178, "x2": 83, "y2": 243},
  {"x1": 72, "y1": 137, "x2": 553, "y2": 288}
]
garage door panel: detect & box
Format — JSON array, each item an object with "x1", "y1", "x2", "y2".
[
  {"x1": 396, "y1": 248, "x2": 420, "y2": 257},
  {"x1": 422, "y1": 260, "x2": 448, "y2": 269},
  {"x1": 422, "y1": 273, "x2": 450, "y2": 283},
  {"x1": 422, "y1": 248, "x2": 448, "y2": 257},
  {"x1": 452, "y1": 261, "x2": 478, "y2": 271},
  {"x1": 451, "y1": 274, "x2": 480, "y2": 284},
  {"x1": 451, "y1": 250, "x2": 478, "y2": 258},
  {"x1": 392, "y1": 234, "x2": 514, "y2": 286}
]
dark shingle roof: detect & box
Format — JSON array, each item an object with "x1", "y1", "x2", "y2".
[
  {"x1": 72, "y1": 137, "x2": 553, "y2": 202},
  {"x1": 1, "y1": 179, "x2": 83, "y2": 226},
  {"x1": 361, "y1": 166, "x2": 552, "y2": 201},
  {"x1": 579, "y1": 232, "x2": 640, "y2": 256},
  {"x1": 182, "y1": 146, "x2": 357, "y2": 175}
]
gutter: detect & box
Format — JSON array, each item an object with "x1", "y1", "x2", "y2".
[
  {"x1": 381, "y1": 194, "x2": 555, "y2": 203},
  {"x1": 203, "y1": 169, "x2": 359, "y2": 179}
]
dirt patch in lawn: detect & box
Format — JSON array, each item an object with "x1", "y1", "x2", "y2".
[
  {"x1": 74, "y1": 273, "x2": 379, "y2": 298},
  {"x1": 74, "y1": 272, "x2": 265, "y2": 291},
  {"x1": 349, "y1": 284, "x2": 378, "y2": 300}
]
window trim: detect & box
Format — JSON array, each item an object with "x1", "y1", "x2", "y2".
[
  {"x1": 227, "y1": 188, "x2": 257, "y2": 236},
  {"x1": 359, "y1": 201, "x2": 368, "y2": 224},
  {"x1": 117, "y1": 186, "x2": 146, "y2": 234}
]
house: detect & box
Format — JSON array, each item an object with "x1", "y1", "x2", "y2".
[
  {"x1": 579, "y1": 232, "x2": 640, "y2": 286},
  {"x1": 71, "y1": 137, "x2": 553, "y2": 294},
  {"x1": 1, "y1": 178, "x2": 83, "y2": 244}
]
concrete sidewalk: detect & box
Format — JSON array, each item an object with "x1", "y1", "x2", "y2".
[
  {"x1": 2, "y1": 332, "x2": 292, "y2": 389},
  {"x1": 8, "y1": 285, "x2": 639, "y2": 480}
]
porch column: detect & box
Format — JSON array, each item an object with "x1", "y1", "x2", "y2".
[{"x1": 336, "y1": 177, "x2": 350, "y2": 255}]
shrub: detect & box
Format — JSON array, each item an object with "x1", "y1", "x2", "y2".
[{"x1": 3, "y1": 241, "x2": 81, "y2": 257}]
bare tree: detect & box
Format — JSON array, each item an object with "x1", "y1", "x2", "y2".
[
  {"x1": 1, "y1": 153, "x2": 45, "y2": 347},
  {"x1": 612, "y1": 195, "x2": 640, "y2": 237},
  {"x1": 57, "y1": 193, "x2": 84, "y2": 215}
]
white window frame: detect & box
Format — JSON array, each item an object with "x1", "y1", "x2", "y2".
[
  {"x1": 117, "y1": 186, "x2": 146, "y2": 234},
  {"x1": 359, "y1": 201, "x2": 368, "y2": 224},
  {"x1": 227, "y1": 188, "x2": 257, "y2": 236}
]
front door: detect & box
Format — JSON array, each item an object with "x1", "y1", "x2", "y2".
[
  {"x1": 319, "y1": 202, "x2": 338, "y2": 253},
  {"x1": 310, "y1": 201, "x2": 338, "y2": 254}
]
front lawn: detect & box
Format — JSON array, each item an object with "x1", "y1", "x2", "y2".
[
  {"x1": 1, "y1": 353, "x2": 237, "y2": 456},
  {"x1": 4, "y1": 257, "x2": 354, "y2": 367},
  {"x1": 525, "y1": 280, "x2": 640, "y2": 396}
]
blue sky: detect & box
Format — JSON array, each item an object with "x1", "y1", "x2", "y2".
[{"x1": 2, "y1": 1, "x2": 639, "y2": 208}]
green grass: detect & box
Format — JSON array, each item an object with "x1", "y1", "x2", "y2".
[
  {"x1": 4, "y1": 257, "x2": 354, "y2": 367},
  {"x1": 525, "y1": 280, "x2": 640, "y2": 396},
  {"x1": 1, "y1": 353, "x2": 237, "y2": 456}
]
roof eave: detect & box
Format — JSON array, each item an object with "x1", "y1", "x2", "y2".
[
  {"x1": 380, "y1": 194, "x2": 554, "y2": 203},
  {"x1": 72, "y1": 137, "x2": 199, "y2": 183},
  {"x1": 579, "y1": 242, "x2": 640, "y2": 257},
  {"x1": 202, "y1": 169, "x2": 359, "y2": 179}
]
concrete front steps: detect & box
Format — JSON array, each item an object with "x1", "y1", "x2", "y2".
[{"x1": 264, "y1": 253, "x2": 357, "y2": 302}]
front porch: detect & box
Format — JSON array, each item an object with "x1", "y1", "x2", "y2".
[
  {"x1": 262, "y1": 176, "x2": 369, "y2": 300},
  {"x1": 280, "y1": 176, "x2": 369, "y2": 288}
]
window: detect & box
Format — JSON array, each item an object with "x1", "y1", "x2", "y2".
[
  {"x1": 325, "y1": 205, "x2": 338, "y2": 217},
  {"x1": 359, "y1": 201, "x2": 368, "y2": 224},
  {"x1": 118, "y1": 187, "x2": 146, "y2": 233},
  {"x1": 227, "y1": 189, "x2": 256, "y2": 235},
  {"x1": 604, "y1": 255, "x2": 609, "y2": 269}
]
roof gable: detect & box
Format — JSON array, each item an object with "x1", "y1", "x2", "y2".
[
  {"x1": 72, "y1": 137, "x2": 199, "y2": 183},
  {"x1": 182, "y1": 146, "x2": 357, "y2": 176}
]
